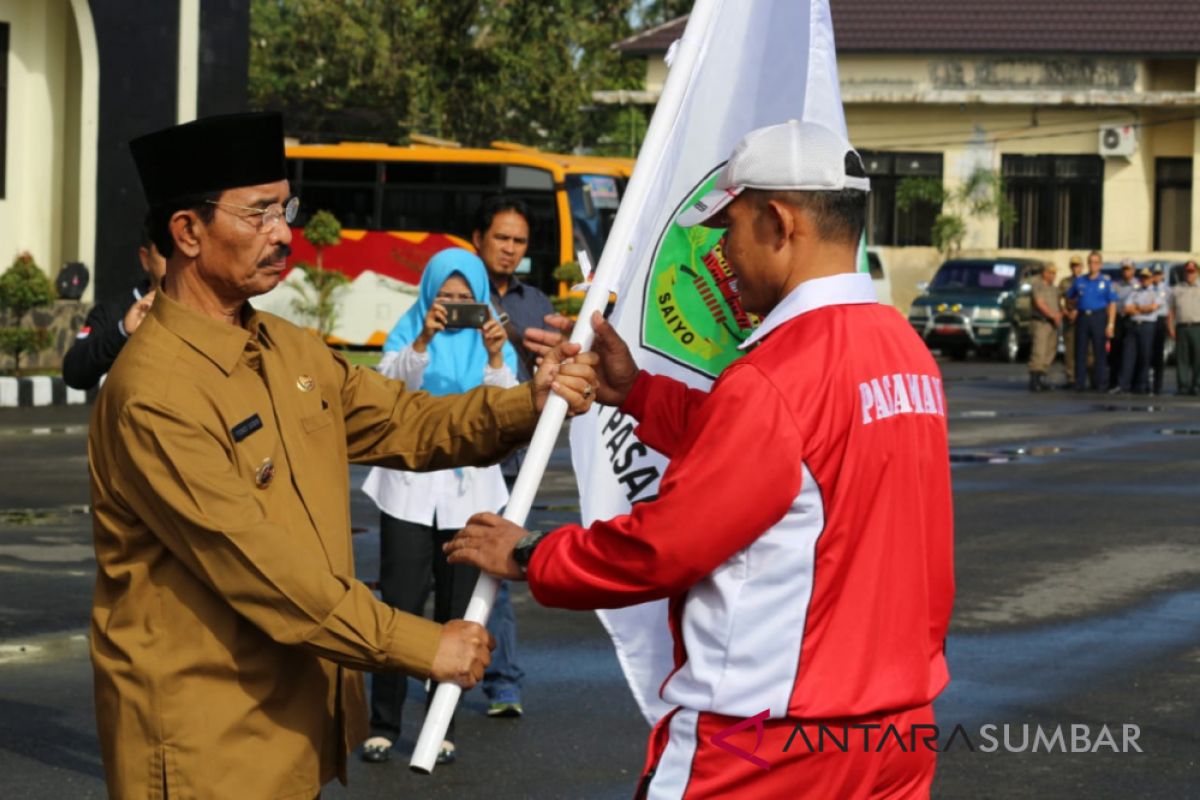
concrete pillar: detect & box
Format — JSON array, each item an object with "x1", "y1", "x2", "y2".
[{"x1": 177, "y1": 0, "x2": 199, "y2": 123}]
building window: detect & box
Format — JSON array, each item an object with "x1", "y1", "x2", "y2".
[
  {"x1": 1155, "y1": 157, "x2": 1192, "y2": 251},
  {"x1": 1001, "y1": 155, "x2": 1103, "y2": 249},
  {"x1": 0, "y1": 22, "x2": 8, "y2": 200},
  {"x1": 860, "y1": 151, "x2": 942, "y2": 247}
]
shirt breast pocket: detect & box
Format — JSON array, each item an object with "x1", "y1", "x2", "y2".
[
  {"x1": 298, "y1": 400, "x2": 344, "y2": 462},
  {"x1": 300, "y1": 408, "x2": 333, "y2": 434}
]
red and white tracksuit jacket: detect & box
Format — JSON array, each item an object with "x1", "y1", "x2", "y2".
[{"x1": 527, "y1": 273, "x2": 955, "y2": 797}]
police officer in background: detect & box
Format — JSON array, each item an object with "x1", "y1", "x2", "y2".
[
  {"x1": 1058, "y1": 255, "x2": 1085, "y2": 388},
  {"x1": 1027, "y1": 262, "x2": 1061, "y2": 392},
  {"x1": 1108, "y1": 259, "x2": 1139, "y2": 389},
  {"x1": 62, "y1": 222, "x2": 166, "y2": 390},
  {"x1": 1066, "y1": 250, "x2": 1118, "y2": 391},
  {"x1": 1169, "y1": 260, "x2": 1200, "y2": 395},
  {"x1": 1149, "y1": 265, "x2": 1170, "y2": 395},
  {"x1": 1112, "y1": 267, "x2": 1160, "y2": 395}
]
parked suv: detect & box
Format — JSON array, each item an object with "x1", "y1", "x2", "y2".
[{"x1": 907, "y1": 258, "x2": 1045, "y2": 361}]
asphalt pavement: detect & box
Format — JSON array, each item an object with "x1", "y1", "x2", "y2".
[{"x1": 0, "y1": 360, "x2": 1197, "y2": 799}]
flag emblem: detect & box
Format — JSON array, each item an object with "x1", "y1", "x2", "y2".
[{"x1": 642, "y1": 170, "x2": 757, "y2": 379}]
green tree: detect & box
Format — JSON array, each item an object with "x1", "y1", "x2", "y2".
[
  {"x1": 289, "y1": 264, "x2": 350, "y2": 340},
  {"x1": 896, "y1": 168, "x2": 1017, "y2": 255},
  {"x1": 249, "y1": 0, "x2": 643, "y2": 152},
  {"x1": 304, "y1": 209, "x2": 342, "y2": 269},
  {"x1": 0, "y1": 252, "x2": 55, "y2": 375}
]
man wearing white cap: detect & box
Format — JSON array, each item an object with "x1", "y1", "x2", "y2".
[{"x1": 447, "y1": 121, "x2": 955, "y2": 798}]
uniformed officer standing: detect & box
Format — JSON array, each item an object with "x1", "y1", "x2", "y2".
[
  {"x1": 1149, "y1": 265, "x2": 1170, "y2": 395},
  {"x1": 87, "y1": 112, "x2": 599, "y2": 800},
  {"x1": 61, "y1": 224, "x2": 165, "y2": 390},
  {"x1": 1112, "y1": 267, "x2": 1160, "y2": 394},
  {"x1": 1108, "y1": 259, "x2": 1139, "y2": 389},
  {"x1": 1066, "y1": 250, "x2": 1118, "y2": 391},
  {"x1": 1169, "y1": 260, "x2": 1200, "y2": 395},
  {"x1": 1058, "y1": 255, "x2": 1085, "y2": 388},
  {"x1": 1027, "y1": 262, "x2": 1061, "y2": 392}
]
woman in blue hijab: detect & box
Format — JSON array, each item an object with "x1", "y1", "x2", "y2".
[{"x1": 361, "y1": 248, "x2": 517, "y2": 765}]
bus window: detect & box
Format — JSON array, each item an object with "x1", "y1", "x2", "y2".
[
  {"x1": 380, "y1": 161, "x2": 504, "y2": 234},
  {"x1": 505, "y1": 165, "x2": 555, "y2": 191},
  {"x1": 293, "y1": 158, "x2": 379, "y2": 229},
  {"x1": 378, "y1": 161, "x2": 560, "y2": 292},
  {"x1": 566, "y1": 174, "x2": 620, "y2": 268}
]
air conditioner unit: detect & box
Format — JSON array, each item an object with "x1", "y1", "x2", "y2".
[{"x1": 1099, "y1": 124, "x2": 1137, "y2": 158}]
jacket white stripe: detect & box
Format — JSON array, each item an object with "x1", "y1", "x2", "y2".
[
  {"x1": 662, "y1": 462, "x2": 824, "y2": 719},
  {"x1": 647, "y1": 709, "x2": 700, "y2": 800}
]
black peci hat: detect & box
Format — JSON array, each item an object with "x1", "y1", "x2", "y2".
[{"x1": 130, "y1": 112, "x2": 286, "y2": 207}]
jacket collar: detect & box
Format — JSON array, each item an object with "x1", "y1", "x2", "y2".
[
  {"x1": 739, "y1": 272, "x2": 877, "y2": 351},
  {"x1": 151, "y1": 289, "x2": 265, "y2": 375}
]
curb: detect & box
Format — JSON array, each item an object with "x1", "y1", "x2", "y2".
[{"x1": 0, "y1": 377, "x2": 94, "y2": 408}]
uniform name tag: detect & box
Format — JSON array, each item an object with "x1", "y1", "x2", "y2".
[{"x1": 232, "y1": 414, "x2": 263, "y2": 442}]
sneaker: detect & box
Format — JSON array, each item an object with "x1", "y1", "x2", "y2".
[
  {"x1": 487, "y1": 689, "x2": 524, "y2": 717},
  {"x1": 488, "y1": 701, "x2": 524, "y2": 717},
  {"x1": 437, "y1": 740, "x2": 457, "y2": 765},
  {"x1": 361, "y1": 736, "x2": 392, "y2": 763}
]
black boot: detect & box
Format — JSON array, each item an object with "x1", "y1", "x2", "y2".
[
  {"x1": 1029, "y1": 372, "x2": 1041, "y2": 392},
  {"x1": 1037, "y1": 373, "x2": 1051, "y2": 392}
]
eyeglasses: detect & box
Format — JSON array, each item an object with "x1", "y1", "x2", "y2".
[{"x1": 206, "y1": 196, "x2": 300, "y2": 231}]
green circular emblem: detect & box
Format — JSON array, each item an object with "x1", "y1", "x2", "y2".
[{"x1": 641, "y1": 168, "x2": 758, "y2": 379}]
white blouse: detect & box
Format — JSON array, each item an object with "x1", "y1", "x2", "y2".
[{"x1": 360, "y1": 347, "x2": 517, "y2": 529}]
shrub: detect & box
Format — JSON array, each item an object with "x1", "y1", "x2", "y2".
[
  {"x1": 304, "y1": 210, "x2": 342, "y2": 269},
  {"x1": 0, "y1": 252, "x2": 55, "y2": 375},
  {"x1": 288, "y1": 262, "x2": 350, "y2": 340}
]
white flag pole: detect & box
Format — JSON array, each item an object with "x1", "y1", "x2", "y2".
[{"x1": 409, "y1": 0, "x2": 723, "y2": 774}]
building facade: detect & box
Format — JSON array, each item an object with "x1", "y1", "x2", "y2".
[
  {"x1": 606, "y1": 2, "x2": 1200, "y2": 310},
  {"x1": 0, "y1": 0, "x2": 248, "y2": 306}
]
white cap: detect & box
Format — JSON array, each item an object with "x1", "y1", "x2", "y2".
[{"x1": 677, "y1": 120, "x2": 870, "y2": 228}]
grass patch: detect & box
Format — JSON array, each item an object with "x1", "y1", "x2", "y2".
[{"x1": 337, "y1": 349, "x2": 382, "y2": 369}]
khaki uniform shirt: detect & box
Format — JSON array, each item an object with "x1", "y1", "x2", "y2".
[
  {"x1": 1058, "y1": 275, "x2": 1078, "y2": 311},
  {"x1": 1031, "y1": 276, "x2": 1059, "y2": 322},
  {"x1": 1171, "y1": 282, "x2": 1200, "y2": 324},
  {"x1": 88, "y1": 291, "x2": 537, "y2": 799}
]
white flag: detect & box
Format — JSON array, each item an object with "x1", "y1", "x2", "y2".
[{"x1": 569, "y1": 0, "x2": 850, "y2": 725}]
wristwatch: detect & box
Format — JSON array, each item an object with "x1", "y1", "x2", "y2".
[{"x1": 512, "y1": 530, "x2": 548, "y2": 573}]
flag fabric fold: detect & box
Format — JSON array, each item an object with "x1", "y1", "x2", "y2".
[{"x1": 569, "y1": 0, "x2": 850, "y2": 726}]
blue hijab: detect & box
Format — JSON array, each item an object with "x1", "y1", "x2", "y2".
[{"x1": 383, "y1": 248, "x2": 518, "y2": 396}]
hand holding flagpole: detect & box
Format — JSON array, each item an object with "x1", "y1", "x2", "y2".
[
  {"x1": 409, "y1": 252, "x2": 613, "y2": 774},
  {"x1": 409, "y1": 0, "x2": 723, "y2": 773}
]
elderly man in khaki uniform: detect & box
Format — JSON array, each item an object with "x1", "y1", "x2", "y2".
[
  {"x1": 1057, "y1": 255, "x2": 1084, "y2": 387},
  {"x1": 88, "y1": 113, "x2": 598, "y2": 799},
  {"x1": 1168, "y1": 260, "x2": 1200, "y2": 395},
  {"x1": 1028, "y1": 262, "x2": 1062, "y2": 391}
]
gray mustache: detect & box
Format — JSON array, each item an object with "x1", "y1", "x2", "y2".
[{"x1": 260, "y1": 244, "x2": 292, "y2": 266}]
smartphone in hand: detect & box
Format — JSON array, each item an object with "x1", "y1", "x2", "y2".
[{"x1": 443, "y1": 303, "x2": 490, "y2": 329}]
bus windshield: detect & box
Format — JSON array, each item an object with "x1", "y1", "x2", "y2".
[{"x1": 566, "y1": 173, "x2": 621, "y2": 269}]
